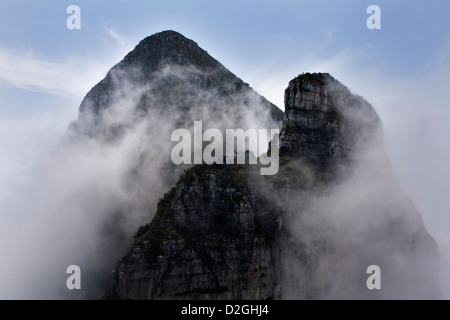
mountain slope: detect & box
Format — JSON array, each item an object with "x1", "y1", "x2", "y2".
[
  {"x1": 68, "y1": 30, "x2": 283, "y2": 140},
  {"x1": 56, "y1": 30, "x2": 283, "y2": 298}
]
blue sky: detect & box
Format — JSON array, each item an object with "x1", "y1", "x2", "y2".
[
  {"x1": 1, "y1": 0, "x2": 450, "y2": 297},
  {"x1": 1, "y1": 0, "x2": 449, "y2": 112}
]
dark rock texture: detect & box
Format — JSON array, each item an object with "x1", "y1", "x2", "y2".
[
  {"x1": 107, "y1": 164, "x2": 282, "y2": 299},
  {"x1": 280, "y1": 73, "x2": 381, "y2": 180},
  {"x1": 276, "y1": 74, "x2": 439, "y2": 299},
  {"x1": 105, "y1": 71, "x2": 439, "y2": 299}
]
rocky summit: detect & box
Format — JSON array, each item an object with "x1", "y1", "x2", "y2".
[
  {"x1": 67, "y1": 30, "x2": 283, "y2": 142},
  {"x1": 64, "y1": 30, "x2": 439, "y2": 299},
  {"x1": 280, "y1": 73, "x2": 381, "y2": 180}
]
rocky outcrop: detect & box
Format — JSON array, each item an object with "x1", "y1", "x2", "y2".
[
  {"x1": 280, "y1": 73, "x2": 381, "y2": 180},
  {"x1": 106, "y1": 164, "x2": 282, "y2": 300}
]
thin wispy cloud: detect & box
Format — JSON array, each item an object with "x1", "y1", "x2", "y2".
[
  {"x1": 104, "y1": 27, "x2": 127, "y2": 46},
  {"x1": 0, "y1": 46, "x2": 110, "y2": 98},
  {"x1": 326, "y1": 29, "x2": 337, "y2": 40}
]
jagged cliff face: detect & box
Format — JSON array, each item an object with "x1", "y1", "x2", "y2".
[
  {"x1": 109, "y1": 164, "x2": 282, "y2": 299},
  {"x1": 280, "y1": 73, "x2": 381, "y2": 180},
  {"x1": 106, "y1": 71, "x2": 440, "y2": 299}
]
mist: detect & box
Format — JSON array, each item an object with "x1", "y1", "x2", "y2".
[
  {"x1": 0, "y1": 60, "x2": 280, "y2": 299},
  {"x1": 276, "y1": 121, "x2": 438, "y2": 299},
  {"x1": 341, "y1": 57, "x2": 450, "y2": 298},
  {"x1": 238, "y1": 75, "x2": 439, "y2": 299},
  {"x1": 244, "y1": 43, "x2": 450, "y2": 298},
  {"x1": 1, "y1": 37, "x2": 449, "y2": 299}
]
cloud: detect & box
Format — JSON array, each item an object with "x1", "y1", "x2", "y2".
[
  {"x1": 244, "y1": 48, "x2": 356, "y2": 109},
  {"x1": 301, "y1": 43, "x2": 450, "y2": 298},
  {"x1": 0, "y1": 46, "x2": 112, "y2": 98},
  {"x1": 358, "y1": 59, "x2": 450, "y2": 298},
  {"x1": 0, "y1": 59, "x2": 282, "y2": 299},
  {"x1": 325, "y1": 29, "x2": 337, "y2": 40},
  {"x1": 0, "y1": 114, "x2": 67, "y2": 194},
  {"x1": 104, "y1": 27, "x2": 127, "y2": 46},
  {"x1": 243, "y1": 37, "x2": 450, "y2": 297}
]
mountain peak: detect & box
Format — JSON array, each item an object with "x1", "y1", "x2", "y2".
[
  {"x1": 280, "y1": 72, "x2": 380, "y2": 179},
  {"x1": 138, "y1": 30, "x2": 195, "y2": 48},
  {"x1": 119, "y1": 30, "x2": 221, "y2": 72},
  {"x1": 290, "y1": 72, "x2": 333, "y2": 86},
  {"x1": 76, "y1": 30, "x2": 283, "y2": 122}
]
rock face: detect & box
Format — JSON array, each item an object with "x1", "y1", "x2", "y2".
[
  {"x1": 107, "y1": 164, "x2": 281, "y2": 299},
  {"x1": 280, "y1": 73, "x2": 381, "y2": 180},
  {"x1": 105, "y1": 71, "x2": 440, "y2": 299}
]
